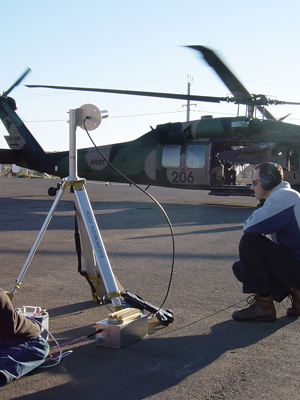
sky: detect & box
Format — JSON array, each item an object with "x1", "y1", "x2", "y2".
[{"x1": 1, "y1": 0, "x2": 300, "y2": 152}]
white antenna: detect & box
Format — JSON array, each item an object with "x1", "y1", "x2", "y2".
[{"x1": 183, "y1": 76, "x2": 197, "y2": 122}]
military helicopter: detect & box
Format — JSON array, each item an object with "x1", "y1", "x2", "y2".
[{"x1": 1, "y1": 45, "x2": 300, "y2": 196}]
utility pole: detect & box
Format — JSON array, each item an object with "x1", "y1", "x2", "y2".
[{"x1": 186, "y1": 75, "x2": 193, "y2": 122}]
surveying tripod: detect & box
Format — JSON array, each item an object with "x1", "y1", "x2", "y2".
[{"x1": 9, "y1": 105, "x2": 173, "y2": 326}]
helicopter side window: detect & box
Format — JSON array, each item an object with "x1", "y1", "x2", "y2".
[
  {"x1": 162, "y1": 145, "x2": 181, "y2": 168},
  {"x1": 186, "y1": 145, "x2": 206, "y2": 168}
]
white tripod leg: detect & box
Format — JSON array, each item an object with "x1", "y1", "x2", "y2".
[
  {"x1": 10, "y1": 184, "x2": 66, "y2": 297},
  {"x1": 74, "y1": 186, "x2": 122, "y2": 310}
]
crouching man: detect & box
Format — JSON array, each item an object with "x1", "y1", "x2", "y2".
[
  {"x1": 232, "y1": 162, "x2": 300, "y2": 321},
  {"x1": 0, "y1": 288, "x2": 49, "y2": 385}
]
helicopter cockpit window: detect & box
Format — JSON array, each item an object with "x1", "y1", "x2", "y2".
[
  {"x1": 186, "y1": 145, "x2": 206, "y2": 168},
  {"x1": 162, "y1": 145, "x2": 181, "y2": 168}
]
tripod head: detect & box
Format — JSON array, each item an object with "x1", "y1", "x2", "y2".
[{"x1": 68, "y1": 104, "x2": 109, "y2": 180}]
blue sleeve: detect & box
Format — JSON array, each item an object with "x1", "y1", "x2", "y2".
[
  {"x1": 244, "y1": 206, "x2": 293, "y2": 235},
  {"x1": 243, "y1": 187, "x2": 300, "y2": 235}
]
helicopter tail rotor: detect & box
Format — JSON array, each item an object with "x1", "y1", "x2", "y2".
[{"x1": 2, "y1": 67, "x2": 31, "y2": 98}]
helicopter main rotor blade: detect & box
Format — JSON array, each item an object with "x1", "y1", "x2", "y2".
[
  {"x1": 26, "y1": 84, "x2": 229, "y2": 104},
  {"x1": 189, "y1": 45, "x2": 277, "y2": 120},
  {"x1": 268, "y1": 99, "x2": 300, "y2": 106},
  {"x1": 4, "y1": 67, "x2": 31, "y2": 97},
  {"x1": 188, "y1": 45, "x2": 253, "y2": 102},
  {"x1": 26, "y1": 46, "x2": 300, "y2": 122}
]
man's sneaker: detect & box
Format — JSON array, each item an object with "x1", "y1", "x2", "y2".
[
  {"x1": 287, "y1": 287, "x2": 300, "y2": 317},
  {"x1": 232, "y1": 294, "x2": 276, "y2": 322}
]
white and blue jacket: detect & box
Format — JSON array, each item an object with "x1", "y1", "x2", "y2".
[{"x1": 243, "y1": 181, "x2": 300, "y2": 262}]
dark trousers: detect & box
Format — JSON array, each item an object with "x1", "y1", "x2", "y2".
[{"x1": 232, "y1": 233, "x2": 300, "y2": 302}]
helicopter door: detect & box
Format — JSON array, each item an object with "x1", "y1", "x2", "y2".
[{"x1": 156, "y1": 143, "x2": 210, "y2": 188}]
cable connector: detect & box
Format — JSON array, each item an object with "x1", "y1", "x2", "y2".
[{"x1": 122, "y1": 291, "x2": 174, "y2": 326}]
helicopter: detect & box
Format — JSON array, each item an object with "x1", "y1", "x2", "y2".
[{"x1": 1, "y1": 45, "x2": 300, "y2": 197}]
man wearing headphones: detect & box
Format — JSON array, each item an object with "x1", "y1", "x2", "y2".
[{"x1": 232, "y1": 162, "x2": 300, "y2": 322}]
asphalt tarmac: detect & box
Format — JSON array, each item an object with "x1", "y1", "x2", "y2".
[{"x1": 0, "y1": 177, "x2": 299, "y2": 400}]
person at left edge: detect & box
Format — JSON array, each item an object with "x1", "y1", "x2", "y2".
[{"x1": 0, "y1": 288, "x2": 49, "y2": 385}]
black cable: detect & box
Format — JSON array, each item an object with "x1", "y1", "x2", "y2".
[{"x1": 83, "y1": 118, "x2": 175, "y2": 311}]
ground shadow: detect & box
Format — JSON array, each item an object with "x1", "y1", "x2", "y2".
[
  {"x1": 4, "y1": 314, "x2": 294, "y2": 400},
  {"x1": 0, "y1": 195, "x2": 253, "y2": 233}
]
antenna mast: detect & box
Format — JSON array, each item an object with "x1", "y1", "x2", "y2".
[{"x1": 186, "y1": 75, "x2": 193, "y2": 122}]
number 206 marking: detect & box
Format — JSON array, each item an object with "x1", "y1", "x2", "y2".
[{"x1": 171, "y1": 171, "x2": 195, "y2": 183}]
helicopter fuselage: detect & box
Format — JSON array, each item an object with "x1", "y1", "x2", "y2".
[{"x1": 2, "y1": 111, "x2": 297, "y2": 197}]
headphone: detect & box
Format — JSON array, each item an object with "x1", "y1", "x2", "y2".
[{"x1": 261, "y1": 163, "x2": 277, "y2": 191}]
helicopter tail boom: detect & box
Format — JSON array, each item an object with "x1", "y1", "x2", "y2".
[{"x1": 0, "y1": 149, "x2": 22, "y2": 164}]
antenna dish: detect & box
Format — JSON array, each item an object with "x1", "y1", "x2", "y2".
[{"x1": 78, "y1": 104, "x2": 102, "y2": 131}]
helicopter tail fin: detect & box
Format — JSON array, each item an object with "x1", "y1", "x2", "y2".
[{"x1": 0, "y1": 96, "x2": 46, "y2": 171}]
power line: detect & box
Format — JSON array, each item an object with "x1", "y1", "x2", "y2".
[
  {"x1": 24, "y1": 110, "x2": 186, "y2": 123},
  {"x1": 23, "y1": 109, "x2": 300, "y2": 123}
]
